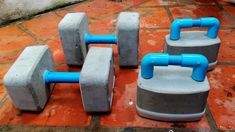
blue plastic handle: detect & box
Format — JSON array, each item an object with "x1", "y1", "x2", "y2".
[
  {"x1": 141, "y1": 54, "x2": 208, "y2": 82},
  {"x1": 44, "y1": 71, "x2": 80, "y2": 83},
  {"x1": 170, "y1": 17, "x2": 220, "y2": 40},
  {"x1": 85, "y1": 33, "x2": 117, "y2": 45}
]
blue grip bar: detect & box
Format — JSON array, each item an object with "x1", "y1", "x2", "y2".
[
  {"x1": 170, "y1": 17, "x2": 220, "y2": 40},
  {"x1": 85, "y1": 33, "x2": 117, "y2": 44},
  {"x1": 141, "y1": 54, "x2": 208, "y2": 82},
  {"x1": 44, "y1": 71, "x2": 80, "y2": 83}
]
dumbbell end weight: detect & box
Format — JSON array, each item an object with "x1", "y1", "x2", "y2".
[{"x1": 4, "y1": 45, "x2": 55, "y2": 111}]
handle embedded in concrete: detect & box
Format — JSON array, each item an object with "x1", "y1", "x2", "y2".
[
  {"x1": 85, "y1": 33, "x2": 117, "y2": 44},
  {"x1": 170, "y1": 17, "x2": 220, "y2": 40},
  {"x1": 44, "y1": 71, "x2": 80, "y2": 83},
  {"x1": 141, "y1": 54, "x2": 208, "y2": 81}
]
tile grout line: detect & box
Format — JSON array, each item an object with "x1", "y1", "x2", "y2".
[
  {"x1": 205, "y1": 105, "x2": 221, "y2": 132},
  {"x1": 164, "y1": 6, "x2": 174, "y2": 23},
  {"x1": 213, "y1": 0, "x2": 235, "y2": 25},
  {"x1": 0, "y1": 94, "x2": 8, "y2": 109},
  {"x1": 16, "y1": 24, "x2": 44, "y2": 44}
]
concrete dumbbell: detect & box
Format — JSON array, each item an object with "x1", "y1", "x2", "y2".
[
  {"x1": 137, "y1": 53, "x2": 209, "y2": 121},
  {"x1": 164, "y1": 17, "x2": 220, "y2": 70},
  {"x1": 59, "y1": 12, "x2": 139, "y2": 67},
  {"x1": 4, "y1": 45, "x2": 115, "y2": 112}
]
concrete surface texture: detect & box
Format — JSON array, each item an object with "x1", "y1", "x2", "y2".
[
  {"x1": 3, "y1": 45, "x2": 55, "y2": 112},
  {"x1": 0, "y1": 0, "x2": 83, "y2": 25},
  {"x1": 59, "y1": 12, "x2": 88, "y2": 66},
  {"x1": 117, "y1": 12, "x2": 139, "y2": 66},
  {"x1": 80, "y1": 47, "x2": 115, "y2": 112},
  {"x1": 0, "y1": 0, "x2": 235, "y2": 132}
]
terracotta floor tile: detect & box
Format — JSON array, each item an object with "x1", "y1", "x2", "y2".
[
  {"x1": 46, "y1": 37, "x2": 66, "y2": 65},
  {"x1": 0, "y1": 82, "x2": 91, "y2": 126},
  {"x1": 0, "y1": 64, "x2": 11, "y2": 102},
  {"x1": 132, "y1": 7, "x2": 171, "y2": 28},
  {"x1": 207, "y1": 66, "x2": 235, "y2": 130},
  {"x1": 217, "y1": 0, "x2": 232, "y2": 5},
  {"x1": 21, "y1": 12, "x2": 62, "y2": 40},
  {"x1": 89, "y1": 15, "x2": 116, "y2": 31},
  {"x1": 140, "y1": 0, "x2": 172, "y2": 7},
  {"x1": 224, "y1": 6, "x2": 235, "y2": 18},
  {"x1": 217, "y1": 30, "x2": 235, "y2": 63},
  {"x1": 100, "y1": 67, "x2": 210, "y2": 129},
  {"x1": 139, "y1": 29, "x2": 169, "y2": 60},
  {"x1": 195, "y1": 0, "x2": 216, "y2": 5},
  {"x1": 169, "y1": 5, "x2": 235, "y2": 27},
  {"x1": 122, "y1": 0, "x2": 146, "y2": 6},
  {"x1": 0, "y1": 25, "x2": 35, "y2": 62},
  {"x1": 71, "y1": 0, "x2": 129, "y2": 20}
]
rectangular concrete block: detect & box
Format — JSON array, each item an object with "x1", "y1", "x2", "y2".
[
  {"x1": 137, "y1": 66, "x2": 210, "y2": 121},
  {"x1": 4, "y1": 45, "x2": 55, "y2": 111},
  {"x1": 59, "y1": 13, "x2": 89, "y2": 66},
  {"x1": 117, "y1": 12, "x2": 139, "y2": 67},
  {"x1": 80, "y1": 47, "x2": 115, "y2": 112}
]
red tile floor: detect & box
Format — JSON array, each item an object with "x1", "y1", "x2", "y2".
[{"x1": 0, "y1": 0, "x2": 235, "y2": 131}]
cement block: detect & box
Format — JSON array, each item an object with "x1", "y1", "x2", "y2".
[
  {"x1": 80, "y1": 47, "x2": 115, "y2": 112},
  {"x1": 59, "y1": 13, "x2": 88, "y2": 66},
  {"x1": 3, "y1": 45, "x2": 55, "y2": 111},
  {"x1": 117, "y1": 12, "x2": 139, "y2": 67},
  {"x1": 137, "y1": 66, "x2": 210, "y2": 121},
  {"x1": 164, "y1": 31, "x2": 221, "y2": 69}
]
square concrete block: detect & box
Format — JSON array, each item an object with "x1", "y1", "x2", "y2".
[
  {"x1": 4, "y1": 45, "x2": 55, "y2": 111},
  {"x1": 80, "y1": 47, "x2": 115, "y2": 112},
  {"x1": 59, "y1": 13, "x2": 89, "y2": 66},
  {"x1": 117, "y1": 12, "x2": 139, "y2": 67}
]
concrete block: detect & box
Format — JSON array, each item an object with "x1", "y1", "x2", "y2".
[
  {"x1": 117, "y1": 12, "x2": 139, "y2": 67},
  {"x1": 80, "y1": 47, "x2": 115, "y2": 112},
  {"x1": 3, "y1": 45, "x2": 55, "y2": 111},
  {"x1": 164, "y1": 31, "x2": 221, "y2": 69},
  {"x1": 137, "y1": 66, "x2": 210, "y2": 121},
  {"x1": 59, "y1": 13, "x2": 88, "y2": 66}
]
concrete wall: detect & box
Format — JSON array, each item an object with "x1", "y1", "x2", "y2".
[{"x1": 0, "y1": 0, "x2": 83, "y2": 25}]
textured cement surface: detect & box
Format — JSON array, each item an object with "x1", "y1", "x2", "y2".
[
  {"x1": 59, "y1": 12, "x2": 88, "y2": 66},
  {"x1": 3, "y1": 45, "x2": 55, "y2": 111},
  {"x1": 80, "y1": 47, "x2": 115, "y2": 112},
  {"x1": 117, "y1": 12, "x2": 140, "y2": 67}
]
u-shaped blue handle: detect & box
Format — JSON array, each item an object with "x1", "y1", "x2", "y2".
[
  {"x1": 170, "y1": 17, "x2": 220, "y2": 40},
  {"x1": 141, "y1": 54, "x2": 208, "y2": 82}
]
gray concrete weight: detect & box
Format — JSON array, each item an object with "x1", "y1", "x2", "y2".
[
  {"x1": 4, "y1": 45, "x2": 115, "y2": 112},
  {"x1": 59, "y1": 12, "x2": 139, "y2": 67},
  {"x1": 4, "y1": 45, "x2": 55, "y2": 111},
  {"x1": 137, "y1": 66, "x2": 210, "y2": 121},
  {"x1": 80, "y1": 47, "x2": 115, "y2": 112},
  {"x1": 164, "y1": 31, "x2": 220, "y2": 70}
]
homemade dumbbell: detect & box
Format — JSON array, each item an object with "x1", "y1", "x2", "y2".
[
  {"x1": 164, "y1": 17, "x2": 220, "y2": 70},
  {"x1": 137, "y1": 53, "x2": 209, "y2": 121},
  {"x1": 59, "y1": 12, "x2": 139, "y2": 67},
  {"x1": 4, "y1": 45, "x2": 115, "y2": 113}
]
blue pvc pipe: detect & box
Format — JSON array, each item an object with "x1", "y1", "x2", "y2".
[
  {"x1": 85, "y1": 33, "x2": 117, "y2": 44},
  {"x1": 170, "y1": 17, "x2": 220, "y2": 40},
  {"x1": 44, "y1": 71, "x2": 80, "y2": 83},
  {"x1": 141, "y1": 54, "x2": 208, "y2": 82}
]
